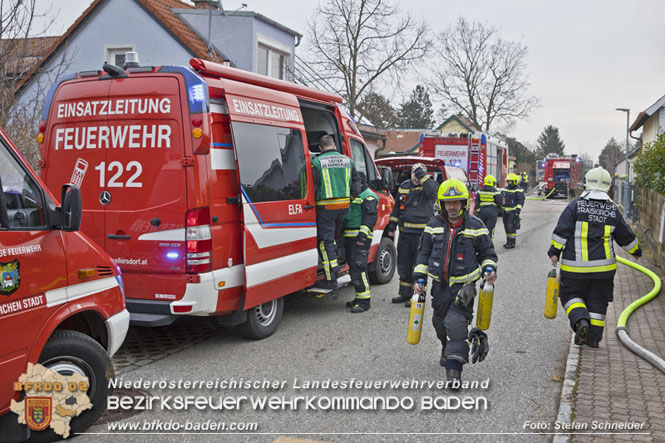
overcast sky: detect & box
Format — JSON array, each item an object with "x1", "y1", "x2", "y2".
[{"x1": 36, "y1": 0, "x2": 665, "y2": 161}]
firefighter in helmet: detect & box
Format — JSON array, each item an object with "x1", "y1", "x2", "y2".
[
  {"x1": 413, "y1": 178, "x2": 497, "y2": 386},
  {"x1": 386, "y1": 163, "x2": 438, "y2": 307},
  {"x1": 474, "y1": 174, "x2": 502, "y2": 239},
  {"x1": 501, "y1": 173, "x2": 525, "y2": 249},
  {"x1": 548, "y1": 167, "x2": 641, "y2": 347}
]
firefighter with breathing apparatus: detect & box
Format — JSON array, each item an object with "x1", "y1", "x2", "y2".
[
  {"x1": 501, "y1": 173, "x2": 525, "y2": 249},
  {"x1": 474, "y1": 174, "x2": 502, "y2": 239},
  {"x1": 548, "y1": 166, "x2": 641, "y2": 348},
  {"x1": 413, "y1": 178, "x2": 498, "y2": 387}
]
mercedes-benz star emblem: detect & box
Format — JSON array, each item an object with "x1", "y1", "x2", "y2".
[{"x1": 99, "y1": 191, "x2": 111, "y2": 205}]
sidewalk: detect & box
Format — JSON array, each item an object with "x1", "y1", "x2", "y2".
[{"x1": 568, "y1": 247, "x2": 665, "y2": 442}]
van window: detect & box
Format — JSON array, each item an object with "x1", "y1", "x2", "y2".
[
  {"x1": 349, "y1": 139, "x2": 376, "y2": 184},
  {"x1": 0, "y1": 144, "x2": 46, "y2": 230},
  {"x1": 232, "y1": 122, "x2": 307, "y2": 202}
]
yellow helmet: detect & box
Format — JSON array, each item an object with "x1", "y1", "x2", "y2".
[
  {"x1": 585, "y1": 167, "x2": 612, "y2": 192},
  {"x1": 437, "y1": 178, "x2": 469, "y2": 209},
  {"x1": 484, "y1": 174, "x2": 497, "y2": 187}
]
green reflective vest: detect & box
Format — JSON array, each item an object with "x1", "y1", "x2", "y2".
[
  {"x1": 312, "y1": 151, "x2": 353, "y2": 202},
  {"x1": 344, "y1": 188, "x2": 378, "y2": 229}
]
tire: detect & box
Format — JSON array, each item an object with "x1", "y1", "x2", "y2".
[
  {"x1": 369, "y1": 237, "x2": 396, "y2": 285},
  {"x1": 29, "y1": 330, "x2": 113, "y2": 443},
  {"x1": 238, "y1": 297, "x2": 284, "y2": 340}
]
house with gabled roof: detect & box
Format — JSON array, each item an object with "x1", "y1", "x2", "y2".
[{"x1": 15, "y1": 0, "x2": 301, "y2": 111}]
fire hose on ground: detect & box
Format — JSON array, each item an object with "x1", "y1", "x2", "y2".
[
  {"x1": 526, "y1": 187, "x2": 556, "y2": 200},
  {"x1": 615, "y1": 256, "x2": 665, "y2": 374}
]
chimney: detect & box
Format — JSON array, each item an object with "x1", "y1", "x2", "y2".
[{"x1": 192, "y1": 0, "x2": 217, "y2": 9}]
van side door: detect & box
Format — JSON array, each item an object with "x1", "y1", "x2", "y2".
[
  {"x1": 225, "y1": 90, "x2": 317, "y2": 308},
  {"x1": 0, "y1": 140, "x2": 66, "y2": 413}
]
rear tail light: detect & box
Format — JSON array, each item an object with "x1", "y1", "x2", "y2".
[{"x1": 186, "y1": 207, "x2": 212, "y2": 274}]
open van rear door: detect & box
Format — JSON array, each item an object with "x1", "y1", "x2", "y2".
[{"x1": 223, "y1": 80, "x2": 317, "y2": 309}]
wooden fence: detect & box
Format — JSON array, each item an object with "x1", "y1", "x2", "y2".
[{"x1": 636, "y1": 187, "x2": 665, "y2": 269}]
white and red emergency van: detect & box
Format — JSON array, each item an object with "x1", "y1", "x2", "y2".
[
  {"x1": 0, "y1": 127, "x2": 129, "y2": 440},
  {"x1": 38, "y1": 55, "x2": 396, "y2": 339}
]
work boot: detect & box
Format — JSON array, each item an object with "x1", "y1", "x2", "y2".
[
  {"x1": 314, "y1": 279, "x2": 339, "y2": 290},
  {"x1": 350, "y1": 302, "x2": 370, "y2": 313},
  {"x1": 346, "y1": 298, "x2": 359, "y2": 308},
  {"x1": 502, "y1": 243, "x2": 515, "y2": 249},
  {"x1": 392, "y1": 294, "x2": 410, "y2": 304},
  {"x1": 574, "y1": 319, "x2": 590, "y2": 345},
  {"x1": 446, "y1": 369, "x2": 461, "y2": 391},
  {"x1": 586, "y1": 340, "x2": 599, "y2": 348}
]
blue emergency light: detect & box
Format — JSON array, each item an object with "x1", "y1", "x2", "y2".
[{"x1": 166, "y1": 252, "x2": 179, "y2": 260}]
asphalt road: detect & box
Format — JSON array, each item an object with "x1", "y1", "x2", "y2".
[{"x1": 80, "y1": 197, "x2": 574, "y2": 443}]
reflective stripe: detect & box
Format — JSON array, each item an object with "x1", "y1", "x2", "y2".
[
  {"x1": 356, "y1": 293, "x2": 371, "y2": 299},
  {"x1": 516, "y1": 205, "x2": 523, "y2": 210},
  {"x1": 414, "y1": 264, "x2": 428, "y2": 274},
  {"x1": 574, "y1": 221, "x2": 583, "y2": 261},
  {"x1": 563, "y1": 297, "x2": 585, "y2": 311},
  {"x1": 344, "y1": 229, "x2": 360, "y2": 237},
  {"x1": 603, "y1": 225, "x2": 612, "y2": 259},
  {"x1": 427, "y1": 272, "x2": 440, "y2": 282},
  {"x1": 590, "y1": 318, "x2": 605, "y2": 327},
  {"x1": 623, "y1": 238, "x2": 639, "y2": 253},
  {"x1": 46, "y1": 277, "x2": 119, "y2": 308},
  {"x1": 504, "y1": 207, "x2": 518, "y2": 212},
  {"x1": 581, "y1": 222, "x2": 589, "y2": 261},
  {"x1": 480, "y1": 259, "x2": 497, "y2": 269},
  {"x1": 404, "y1": 222, "x2": 426, "y2": 229},
  {"x1": 551, "y1": 239, "x2": 565, "y2": 250},
  {"x1": 566, "y1": 302, "x2": 587, "y2": 316},
  {"x1": 424, "y1": 226, "x2": 444, "y2": 234},
  {"x1": 319, "y1": 241, "x2": 331, "y2": 280},
  {"x1": 316, "y1": 197, "x2": 350, "y2": 205},
  {"x1": 507, "y1": 233, "x2": 516, "y2": 238},
  {"x1": 561, "y1": 257, "x2": 616, "y2": 267},
  {"x1": 479, "y1": 202, "x2": 497, "y2": 206},
  {"x1": 352, "y1": 197, "x2": 363, "y2": 204},
  {"x1": 400, "y1": 281, "x2": 412, "y2": 287},
  {"x1": 561, "y1": 263, "x2": 617, "y2": 273},
  {"x1": 419, "y1": 175, "x2": 430, "y2": 185},
  {"x1": 323, "y1": 169, "x2": 333, "y2": 198},
  {"x1": 449, "y1": 266, "x2": 482, "y2": 285},
  {"x1": 589, "y1": 312, "x2": 606, "y2": 320},
  {"x1": 389, "y1": 216, "x2": 399, "y2": 222},
  {"x1": 552, "y1": 233, "x2": 567, "y2": 245},
  {"x1": 359, "y1": 226, "x2": 372, "y2": 237},
  {"x1": 330, "y1": 259, "x2": 338, "y2": 268},
  {"x1": 398, "y1": 188, "x2": 410, "y2": 194},
  {"x1": 345, "y1": 167, "x2": 350, "y2": 197},
  {"x1": 462, "y1": 228, "x2": 489, "y2": 237}
]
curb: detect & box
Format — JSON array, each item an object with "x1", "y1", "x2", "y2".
[{"x1": 553, "y1": 332, "x2": 579, "y2": 443}]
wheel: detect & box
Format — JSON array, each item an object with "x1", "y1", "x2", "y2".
[
  {"x1": 369, "y1": 237, "x2": 396, "y2": 284},
  {"x1": 30, "y1": 330, "x2": 113, "y2": 443},
  {"x1": 238, "y1": 297, "x2": 284, "y2": 340}
]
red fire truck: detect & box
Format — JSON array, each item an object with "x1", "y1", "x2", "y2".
[
  {"x1": 38, "y1": 55, "x2": 396, "y2": 339},
  {"x1": 0, "y1": 127, "x2": 129, "y2": 440},
  {"x1": 542, "y1": 154, "x2": 581, "y2": 198},
  {"x1": 418, "y1": 132, "x2": 509, "y2": 188}
]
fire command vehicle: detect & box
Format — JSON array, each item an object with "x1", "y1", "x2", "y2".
[
  {"x1": 418, "y1": 132, "x2": 509, "y2": 188},
  {"x1": 0, "y1": 127, "x2": 129, "y2": 441},
  {"x1": 39, "y1": 54, "x2": 396, "y2": 339}
]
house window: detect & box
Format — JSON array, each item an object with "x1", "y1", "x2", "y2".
[
  {"x1": 105, "y1": 45, "x2": 135, "y2": 67},
  {"x1": 257, "y1": 44, "x2": 288, "y2": 80}
]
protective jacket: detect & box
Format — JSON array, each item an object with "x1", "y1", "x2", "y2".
[
  {"x1": 413, "y1": 213, "x2": 497, "y2": 287},
  {"x1": 311, "y1": 151, "x2": 360, "y2": 205},
  {"x1": 548, "y1": 190, "x2": 641, "y2": 279},
  {"x1": 475, "y1": 186, "x2": 502, "y2": 211},
  {"x1": 343, "y1": 188, "x2": 378, "y2": 241},
  {"x1": 501, "y1": 184, "x2": 524, "y2": 213},
  {"x1": 388, "y1": 169, "x2": 438, "y2": 234}
]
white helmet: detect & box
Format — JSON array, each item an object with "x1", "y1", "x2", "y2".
[{"x1": 585, "y1": 167, "x2": 612, "y2": 192}]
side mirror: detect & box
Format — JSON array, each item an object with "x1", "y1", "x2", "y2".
[
  {"x1": 60, "y1": 184, "x2": 82, "y2": 232},
  {"x1": 379, "y1": 167, "x2": 393, "y2": 192}
]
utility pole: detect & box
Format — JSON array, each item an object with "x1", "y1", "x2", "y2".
[{"x1": 615, "y1": 108, "x2": 630, "y2": 218}]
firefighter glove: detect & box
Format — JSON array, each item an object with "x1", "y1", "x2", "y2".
[
  {"x1": 469, "y1": 328, "x2": 489, "y2": 363},
  {"x1": 633, "y1": 247, "x2": 642, "y2": 258},
  {"x1": 455, "y1": 282, "x2": 476, "y2": 307}
]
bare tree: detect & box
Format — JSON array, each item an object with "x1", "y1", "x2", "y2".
[
  {"x1": 306, "y1": 0, "x2": 430, "y2": 119},
  {"x1": 0, "y1": 0, "x2": 74, "y2": 168},
  {"x1": 428, "y1": 17, "x2": 539, "y2": 133}
]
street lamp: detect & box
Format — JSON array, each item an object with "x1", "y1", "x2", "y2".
[{"x1": 615, "y1": 108, "x2": 630, "y2": 216}]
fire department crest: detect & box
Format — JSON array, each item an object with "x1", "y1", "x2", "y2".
[
  {"x1": 25, "y1": 397, "x2": 52, "y2": 431},
  {"x1": 1, "y1": 259, "x2": 21, "y2": 296}
]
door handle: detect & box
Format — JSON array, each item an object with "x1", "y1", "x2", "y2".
[
  {"x1": 303, "y1": 205, "x2": 315, "y2": 209},
  {"x1": 107, "y1": 234, "x2": 130, "y2": 240}
]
